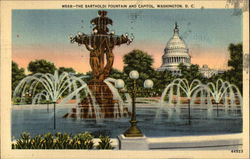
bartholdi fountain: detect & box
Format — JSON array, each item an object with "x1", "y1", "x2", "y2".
[
  {"x1": 63, "y1": 10, "x2": 133, "y2": 119},
  {"x1": 11, "y1": 10, "x2": 243, "y2": 150}
]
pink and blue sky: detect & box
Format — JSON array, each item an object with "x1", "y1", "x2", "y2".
[{"x1": 12, "y1": 9, "x2": 242, "y2": 73}]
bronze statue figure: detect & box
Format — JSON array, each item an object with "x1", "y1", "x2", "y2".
[
  {"x1": 70, "y1": 10, "x2": 132, "y2": 81},
  {"x1": 66, "y1": 10, "x2": 133, "y2": 118}
]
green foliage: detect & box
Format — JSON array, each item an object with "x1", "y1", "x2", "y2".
[
  {"x1": 96, "y1": 135, "x2": 114, "y2": 149},
  {"x1": 43, "y1": 133, "x2": 56, "y2": 149},
  {"x1": 152, "y1": 70, "x2": 175, "y2": 96},
  {"x1": 54, "y1": 132, "x2": 72, "y2": 149},
  {"x1": 13, "y1": 132, "x2": 32, "y2": 149},
  {"x1": 58, "y1": 67, "x2": 76, "y2": 75},
  {"x1": 72, "y1": 132, "x2": 94, "y2": 149},
  {"x1": 28, "y1": 59, "x2": 56, "y2": 74},
  {"x1": 83, "y1": 71, "x2": 93, "y2": 83},
  {"x1": 109, "y1": 68, "x2": 124, "y2": 79},
  {"x1": 12, "y1": 61, "x2": 26, "y2": 93},
  {"x1": 122, "y1": 50, "x2": 156, "y2": 96},
  {"x1": 12, "y1": 132, "x2": 101, "y2": 149},
  {"x1": 123, "y1": 49, "x2": 154, "y2": 75},
  {"x1": 12, "y1": 97, "x2": 22, "y2": 105},
  {"x1": 178, "y1": 63, "x2": 205, "y2": 83},
  {"x1": 209, "y1": 43, "x2": 243, "y2": 93},
  {"x1": 118, "y1": 49, "x2": 176, "y2": 97},
  {"x1": 15, "y1": 60, "x2": 80, "y2": 102},
  {"x1": 226, "y1": 43, "x2": 243, "y2": 92},
  {"x1": 31, "y1": 135, "x2": 43, "y2": 149},
  {"x1": 228, "y1": 43, "x2": 242, "y2": 71},
  {"x1": 176, "y1": 43, "x2": 243, "y2": 93}
]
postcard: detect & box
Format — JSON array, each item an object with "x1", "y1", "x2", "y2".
[{"x1": 0, "y1": 0, "x2": 249, "y2": 158}]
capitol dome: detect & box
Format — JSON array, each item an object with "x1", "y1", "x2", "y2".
[
  {"x1": 157, "y1": 23, "x2": 191, "y2": 74},
  {"x1": 166, "y1": 30, "x2": 187, "y2": 50}
]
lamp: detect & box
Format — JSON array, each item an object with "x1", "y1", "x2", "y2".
[
  {"x1": 144, "y1": 79, "x2": 154, "y2": 89},
  {"x1": 115, "y1": 79, "x2": 125, "y2": 89},
  {"x1": 129, "y1": 70, "x2": 139, "y2": 79},
  {"x1": 115, "y1": 70, "x2": 153, "y2": 137}
]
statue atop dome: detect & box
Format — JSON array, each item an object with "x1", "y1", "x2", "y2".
[
  {"x1": 157, "y1": 23, "x2": 191, "y2": 75},
  {"x1": 174, "y1": 22, "x2": 179, "y2": 34}
]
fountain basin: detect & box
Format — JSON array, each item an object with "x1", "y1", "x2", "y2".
[
  {"x1": 148, "y1": 133, "x2": 242, "y2": 150},
  {"x1": 12, "y1": 104, "x2": 242, "y2": 139}
]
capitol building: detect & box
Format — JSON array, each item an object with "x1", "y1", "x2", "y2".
[
  {"x1": 157, "y1": 23, "x2": 221, "y2": 78},
  {"x1": 157, "y1": 23, "x2": 191, "y2": 75}
]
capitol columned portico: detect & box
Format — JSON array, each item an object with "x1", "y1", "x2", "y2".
[{"x1": 157, "y1": 23, "x2": 191, "y2": 75}]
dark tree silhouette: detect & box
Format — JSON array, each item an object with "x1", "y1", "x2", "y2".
[
  {"x1": 28, "y1": 59, "x2": 56, "y2": 74},
  {"x1": 12, "y1": 61, "x2": 26, "y2": 93}
]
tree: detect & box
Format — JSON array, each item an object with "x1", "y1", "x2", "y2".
[
  {"x1": 228, "y1": 43, "x2": 243, "y2": 72},
  {"x1": 27, "y1": 59, "x2": 56, "y2": 74},
  {"x1": 109, "y1": 68, "x2": 124, "y2": 79},
  {"x1": 58, "y1": 67, "x2": 76, "y2": 75},
  {"x1": 123, "y1": 49, "x2": 154, "y2": 75},
  {"x1": 152, "y1": 70, "x2": 175, "y2": 96},
  {"x1": 123, "y1": 50, "x2": 155, "y2": 95},
  {"x1": 26, "y1": 60, "x2": 57, "y2": 103},
  {"x1": 12, "y1": 61, "x2": 26, "y2": 93},
  {"x1": 226, "y1": 43, "x2": 243, "y2": 92},
  {"x1": 177, "y1": 63, "x2": 188, "y2": 77},
  {"x1": 178, "y1": 63, "x2": 205, "y2": 83},
  {"x1": 203, "y1": 43, "x2": 242, "y2": 93}
]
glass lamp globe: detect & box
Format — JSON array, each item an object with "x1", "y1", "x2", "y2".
[
  {"x1": 110, "y1": 30, "x2": 115, "y2": 35},
  {"x1": 78, "y1": 32, "x2": 83, "y2": 36},
  {"x1": 144, "y1": 79, "x2": 154, "y2": 89},
  {"x1": 115, "y1": 79, "x2": 125, "y2": 89},
  {"x1": 129, "y1": 70, "x2": 139, "y2": 79},
  {"x1": 69, "y1": 34, "x2": 74, "y2": 39}
]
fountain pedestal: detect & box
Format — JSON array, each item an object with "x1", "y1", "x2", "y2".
[
  {"x1": 64, "y1": 79, "x2": 130, "y2": 118},
  {"x1": 117, "y1": 134, "x2": 148, "y2": 150}
]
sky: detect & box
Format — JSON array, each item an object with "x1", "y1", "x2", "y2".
[{"x1": 12, "y1": 9, "x2": 242, "y2": 74}]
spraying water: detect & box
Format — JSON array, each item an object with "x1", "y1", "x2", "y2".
[
  {"x1": 157, "y1": 78, "x2": 202, "y2": 120},
  {"x1": 104, "y1": 78, "x2": 132, "y2": 116},
  {"x1": 192, "y1": 79, "x2": 242, "y2": 118},
  {"x1": 156, "y1": 78, "x2": 242, "y2": 122},
  {"x1": 14, "y1": 71, "x2": 88, "y2": 105}
]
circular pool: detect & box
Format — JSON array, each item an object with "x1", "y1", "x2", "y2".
[{"x1": 11, "y1": 104, "x2": 242, "y2": 139}]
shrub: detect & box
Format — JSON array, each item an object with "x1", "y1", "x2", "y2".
[
  {"x1": 42, "y1": 133, "x2": 55, "y2": 149},
  {"x1": 30, "y1": 135, "x2": 43, "y2": 149},
  {"x1": 54, "y1": 132, "x2": 71, "y2": 149},
  {"x1": 12, "y1": 97, "x2": 22, "y2": 105},
  {"x1": 96, "y1": 135, "x2": 114, "y2": 149},
  {"x1": 14, "y1": 132, "x2": 32, "y2": 149},
  {"x1": 72, "y1": 132, "x2": 94, "y2": 149},
  {"x1": 12, "y1": 132, "x2": 95, "y2": 149}
]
